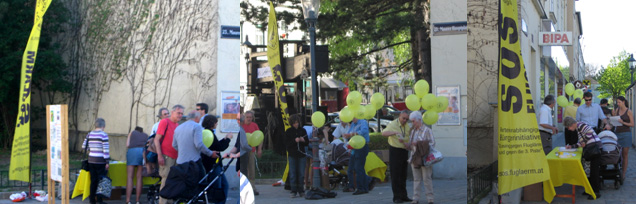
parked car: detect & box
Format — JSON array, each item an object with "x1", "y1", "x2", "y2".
[{"x1": 326, "y1": 111, "x2": 391, "y2": 133}]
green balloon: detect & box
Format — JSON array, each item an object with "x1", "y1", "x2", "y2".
[
  {"x1": 435, "y1": 96, "x2": 449, "y2": 112},
  {"x1": 349, "y1": 135, "x2": 366, "y2": 149},
  {"x1": 420, "y1": 94, "x2": 437, "y2": 110},
  {"x1": 347, "y1": 91, "x2": 362, "y2": 108},
  {"x1": 312, "y1": 112, "x2": 326, "y2": 127},
  {"x1": 557, "y1": 95, "x2": 569, "y2": 107},
  {"x1": 202, "y1": 129, "x2": 214, "y2": 148},
  {"x1": 406, "y1": 94, "x2": 421, "y2": 111},
  {"x1": 414, "y1": 80, "x2": 430, "y2": 98},
  {"x1": 340, "y1": 107, "x2": 354, "y2": 123},
  {"x1": 370, "y1": 93, "x2": 385, "y2": 110},
  {"x1": 423, "y1": 110, "x2": 439, "y2": 125},
  {"x1": 565, "y1": 83, "x2": 575, "y2": 95}
]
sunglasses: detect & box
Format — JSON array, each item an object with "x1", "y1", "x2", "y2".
[
  {"x1": 196, "y1": 109, "x2": 201, "y2": 111},
  {"x1": 584, "y1": 99, "x2": 592, "y2": 101}
]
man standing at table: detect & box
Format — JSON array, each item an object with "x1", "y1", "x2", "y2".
[
  {"x1": 382, "y1": 110, "x2": 412, "y2": 203},
  {"x1": 577, "y1": 92, "x2": 608, "y2": 133},
  {"x1": 538, "y1": 95, "x2": 558, "y2": 155},
  {"x1": 563, "y1": 98, "x2": 581, "y2": 146},
  {"x1": 155, "y1": 104, "x2": 184, "y2": 204}
]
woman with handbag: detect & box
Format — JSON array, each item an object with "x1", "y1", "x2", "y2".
[
  {"x1": 404, "y1": 111, "x2": 435, "y2": 204},
  {"x1": 125, "y1": 126, "x2": 148, "y2": 204},
  {"x1": 82, "y1": 118, "x2": 110, "y2": 204},
  {"x1": 563, "y1": 116, "x2": 602, "y2": 200}
]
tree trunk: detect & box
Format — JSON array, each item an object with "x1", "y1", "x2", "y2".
[{"x1": 411, "y1": 0, "x2": 432, "y2": 85}]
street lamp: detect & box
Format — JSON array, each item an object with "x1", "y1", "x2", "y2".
[
  {"x1": 629, "y1": 54, "x2": 636, "y2": 85},
  {"x1": 242, "y1": 36, "x2": 253, "y2": 93},
  {"x1": 301, "y1": 0, "x2": 321, "y2": 191},
  {"x1": 301, "y1": 0, "x2": 321, "y2": 114}
]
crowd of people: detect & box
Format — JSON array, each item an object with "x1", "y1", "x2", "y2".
[
  {"x1": 82, "y1": 103, "x2": 235, "y2": 204},
  {"x1": 539, "y1": 92, "x2": 633, "y2": 200}
]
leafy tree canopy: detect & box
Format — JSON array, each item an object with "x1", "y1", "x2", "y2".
[
  {"x1": 241, "y1": 0, "x2": 430, "y2": 88},
  {"x1": 595, "y1": 51, "x2": 631, "y2": 100}
]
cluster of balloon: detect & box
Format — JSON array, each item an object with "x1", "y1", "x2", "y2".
[
  {"x1": 339, "y1": 90, "x2": 387, "y2": 123},
  {"x1": 405, "y1": 80, "x2": 448, "y2": 125},
  {"x1": 246, "y1": 130, "x2": 264, "y2": 147},
  {"x1": 557, "y1": 82, "x2": 584, "y2": 108}
]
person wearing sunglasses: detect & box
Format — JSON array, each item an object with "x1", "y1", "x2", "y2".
[{"x1": 576, "y1": 92, "x2": 608, "y2": 133}]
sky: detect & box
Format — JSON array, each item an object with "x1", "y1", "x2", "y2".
[{"x1": 576, "y1": 0, "x2": 636, "y2": 68}]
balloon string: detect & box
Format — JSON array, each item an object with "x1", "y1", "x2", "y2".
[{"x1": 254, "y1": 153, "x2": 262, "y2": 177}]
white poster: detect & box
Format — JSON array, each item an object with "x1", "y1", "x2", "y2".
[
  {"x1": 220, "y1": 91, "x2": 241, "y2": 133},
  {"x1": 49, "y1": 105, "x2": 62, "y2": 182},
  {"x1": 436, "y1": 85, "x2": 461, "y2": 126}
]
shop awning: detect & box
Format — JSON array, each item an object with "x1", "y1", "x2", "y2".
[{"x1": 320, "y1": 78, "x2": 347, "y2": 90}]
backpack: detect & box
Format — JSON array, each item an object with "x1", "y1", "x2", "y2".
[{"x1": 146, "y1": 123, "x2": 169, "y2": 153}]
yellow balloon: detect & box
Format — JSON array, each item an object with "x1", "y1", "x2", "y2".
[
  {"x1": 420, "y1": 94, "x2": 437, "y2": 110},
  {"x1": 423, "y1": 110, "x2": 439, "y2": 125},
  {"x1": 414, "y1": 80, "x2": 430, "y2": 98},
  {"x1": 249, "y1": 130, "x2": 264, "y2": 147},
  {"x1": 557, "y1": 95, "x2": 569, "y2": 107},
  {"x1": 565, "y1": 83, "x2": 575, "y2": 95},
  {"x1": 355, "y1": 105, "x2": 367, "y2": 119},
  {"x1": 347, "y1": 91, "x2": 362, "y2": 108},
  {"x1": 311, "y1": 112, "x2": 326, "y2": 127},
  {"x1": 340, "y1": 107, "x2": 354, "y2": 123},
  {"x1": 365, "y1": 105, "x2": 376, "y2": 119},
  {"x1": 405, "y1": 94, "x2": 421, "y2": 111},
  {"x1": 349, "y1": 135, "x2": 366, "y2": 149},
  {"x1": 202, "y1": 129, "x2": 214, "y2": 148},
  {"x1": 573, "y1": 89, "x2": 584, "y2": 100},
  {"x1": 435, "y1": 96, "x2": 449, "y2": 112},
  {"x1": 370, "y1": 93, "x2": 385, "y2": 110}
]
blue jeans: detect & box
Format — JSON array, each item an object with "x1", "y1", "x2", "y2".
[
  {"x1": 288, "y1": 156, "x2": 306, "y2": 193},
  {"x1": 347, "y1": 144, "x2": 371, "y2": 191}
]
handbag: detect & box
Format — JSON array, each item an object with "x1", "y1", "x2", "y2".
[
  {"x1": 81, "y1": 134, "x2": 90, "y2": 171},
  {"x1": 96, "y1": 175, "x2": 112, "y2": 198},
  {"x1": 423, "y1": 147, "x2": 444, "y2": 166},
  {"x1": 582, "y1": 141, "x2": 601, "y2": 160}
]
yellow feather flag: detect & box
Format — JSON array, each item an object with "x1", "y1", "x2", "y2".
[
  {"x1": 497, "y1": 0, "x2": 550, "y2": 195},
  {"x1": 10, "y1": 0, "x2": 53, "y2": 182}
]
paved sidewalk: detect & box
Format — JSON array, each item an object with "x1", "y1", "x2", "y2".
[{"x1": 252, "y1": 178, "x2": 467, "y2": 204}]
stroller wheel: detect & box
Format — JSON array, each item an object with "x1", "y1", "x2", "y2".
[{"x1": 614, "y1": 180, "x2": 621, "y2": 189}]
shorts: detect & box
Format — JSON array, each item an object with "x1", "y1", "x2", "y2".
[{"x1": 126, "y1": 147, "x2": 144, "y2": 166}]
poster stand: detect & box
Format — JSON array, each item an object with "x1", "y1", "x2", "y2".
[{"x1": 47, "y1": 105, "x2": 69, "y2": 204}]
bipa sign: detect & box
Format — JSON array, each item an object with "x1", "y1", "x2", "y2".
[{"x1": 539, "y1": 32, "x2": 573, "y2": 46}]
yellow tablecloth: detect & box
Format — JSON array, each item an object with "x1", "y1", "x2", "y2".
[
  {"x1": 108, "y1": 162, "x2": 161, "y2": 187},
  {"x1": 365, "y1": 152, "x2": 387, "y2": 182},
  {"x1": 543, "y1": 147, "x2": 596, "y2": 203}
]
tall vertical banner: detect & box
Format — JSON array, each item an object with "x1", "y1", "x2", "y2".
[
  {"x1": 497, "y1": 0, "x2": 550, "y2": 195},
  {"x1": 267, "y1": 1, "x2": 293, "y2": 181},
  {"x1": 10, "y1": 0, "x2": 53, "y2": 182},
  {"x1": 267, "y1": 1, "x2": 290, "y2": 131}
]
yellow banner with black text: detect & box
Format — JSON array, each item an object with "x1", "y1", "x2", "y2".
[
  {"x1": 497, "y1": 0, "x2": 550, "y2": 195},
  {"x1": 10, "y1": 0, "x2": 53, "y2": 182}
]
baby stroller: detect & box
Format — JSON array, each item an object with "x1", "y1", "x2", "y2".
[
  {"x1": 326, "y1": 143, "x2": 350, "y2": 190},
  {"x1": 597, "y1": 130, "x2": 623, "y2": 189},
  {"x1": 145, "y1": 174, "x2": 161, "y2": 204},
  {"x1": 172, "y1": 158, "x2": 235, "y2": 204}
]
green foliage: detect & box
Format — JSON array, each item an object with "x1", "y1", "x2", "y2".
[
  {"x1": 596, "y1": 51, "x2": 631, "y2": 100},
  {"x1": 369, "y1": 133, "x2": 390, "y2": 150},
  {"x1": 0, "y1": 0, "x2": 70, "y2": 148}
]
